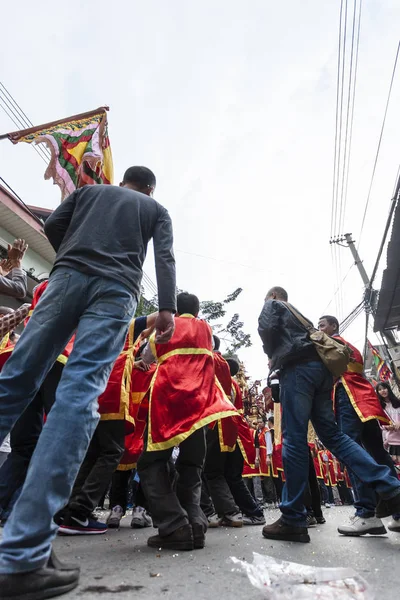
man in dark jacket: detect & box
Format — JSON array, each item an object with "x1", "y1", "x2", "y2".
[
  {"x1": 258, "y1": 286, "x2": 400, "y2": 543},
  {"x1": 0, "y1": 166, "x2": 176, "y2": 600}
]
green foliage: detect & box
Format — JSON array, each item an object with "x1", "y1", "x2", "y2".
[
  {"x1": 136, "y1": 288, "x2": 157, "y2": 317},
  {"x1": 200, "y1": 288, "x2": 252, "y2": 354}
]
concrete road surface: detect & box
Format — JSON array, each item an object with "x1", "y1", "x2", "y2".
[{"x1": 42, "y1": 506, "x2": 399, "y2": 599}]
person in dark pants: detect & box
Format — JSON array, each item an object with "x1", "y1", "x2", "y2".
[
  {"x1": 138, "y1": 293, "x2": 237, "y2": 551},
  {"x1": 58, "y1": 420, "x2": 125, "y2": 534},
  {"x1": 258, "y1": 287, "x2": 400, "y2": 543},
  {"x1": 319, "y1": 315, "x2": 400, "y2": 535},
  {"x1": 0, "y1": 362, "x2": 64, "y2": 524},
  {"x1": 0, "y1": 165, "x2": 176, "y2": 600},
  {"x1": 304, "y1": 446, "x2": 325, "y2": 526},
  {"x1": 139, "y1": 427, "x2": 208, "y2": 549}
]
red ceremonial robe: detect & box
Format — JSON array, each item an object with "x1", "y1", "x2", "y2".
[
  {"x1": 334, "y1": 336, "x2": 390, "y2": 424},
  {"x1": 147, "y1": 314, "x2": 237, "y2": 451},
  {"x1": 118, "y1": 363, "x2": 157, "y2": 470}
]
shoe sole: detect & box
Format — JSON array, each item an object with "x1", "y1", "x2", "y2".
[
  {"x1": 131, "y1": 521, "x2": 152, "y2": 529},
  {"x1": 147, "y1": 540, "x2": 194, "y2": 551},
  {"x1": 262, "y1": 532, "x2": 310, "y2": 543},
  {"x1": 243, "y1": 521, "x2": 266, "y2": 526},
  {"x1": 338, "y1": 526, "x2": 387, "y2": 536},
  {"x1": 3, "y1": 579, "x2": 79, "y2": 600},
  {"x1": 207, "y1": 522, "x2": 220, "y2": 528},
  {"x1": 220, "y1": 521, "x2": 243, "y2": 528},
  {"x1": 193, "y1": 539, "x2": 205, "y2": 549},
  {"x1": 106, "y1": 522, "x2": 121, "y2": 529},
  {"x1": 388, "y1": 526, "x2": 400, "y2": 532},
  {"x1": 58, "y1": 526, "x2": 107, "y2": 535}
]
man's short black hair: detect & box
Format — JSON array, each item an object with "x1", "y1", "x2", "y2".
[
  {"x1": 268, "y1": 416, "x2": 274, "y2": 425},
  {"x1": 177, "y1": 292, "x2": 200, "y2": 316},
  {"x1": 122, "y1": 166, "x2": 156, "y2": 191},
  {"x1": 225, "y1": 357, "x2": 240, "y2": 377},
  {"x1": 267, "y1": 286, "x2": 288, "y2": 301},
  {"x1": 319, "y1": 315, "x2": 339, "y2": 333},
  {"x1": 213, "y1": 335, "x2": 221, "y2": 351}
]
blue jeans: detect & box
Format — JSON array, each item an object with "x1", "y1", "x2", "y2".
[
  {"x1": 279, "y1": 361, "x2": 400, "y2": 527},
  {"x1": 0, "y1": 362, "x2": 63, "y2": 521},
  {"x1": 0, "y1": 267, "x2": 136, "y2": 573},
  {"x1": 335, "y1": 383, "x2": 400, "y2": 518}
]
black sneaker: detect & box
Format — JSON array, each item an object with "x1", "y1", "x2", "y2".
[
  {"x1": 262, "y1": 517, "x2": 310, "y2": 543},
  {"x1": 192, "y1": 523, "x2": 206, "y2": 549},
  {"x1": 306, "y1": 514, "x2": 317, "y2": 527},
  {"x1": 316, "y1": 516, "x2": 326, "y2": 524},
  {"x1": 58, "y1": 514, "x2": 107, "y2": 535}
]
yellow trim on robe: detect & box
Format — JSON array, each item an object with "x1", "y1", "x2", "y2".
[
  {"x1": 237, "y1": 437, "x2": 255, "y2": 469},
  {"x1": 0, "y1": 333, "x2": 10, "y2": 350},
  {"x1": 217, "y1": 418, "x2": 236, "y2": 453},
  {"x1": 117, "y1": 462, "x2": 137, "y2": 471},
  {"x1": 347, "y1": 362, "x2": 364, "y2": 375},
  {"x1": 147, "y1": 408, "x2": 238, "y2": 451},
  {"x1": 339, "y1": 377, "x2": 391, "y2": 424},
  {"x1": 157, "y1": 347, "x2": 213, "y2": 366}
]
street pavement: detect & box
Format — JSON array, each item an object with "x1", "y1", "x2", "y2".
[{"x1": 46, "y1": 505, "x2": 399, "y2": 599}]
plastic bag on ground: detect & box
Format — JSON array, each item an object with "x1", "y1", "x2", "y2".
[{"x1": 231, "y1": 553, "x2": 374, "y2": 600}]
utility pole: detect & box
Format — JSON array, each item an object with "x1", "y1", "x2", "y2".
[{"x1": 330, "y1": 233, "x2": 399, "y2": 381}]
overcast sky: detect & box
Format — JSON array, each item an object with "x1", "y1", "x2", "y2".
[{"x1": 1, "y1": 1, "x2": 400, "y2": 380}]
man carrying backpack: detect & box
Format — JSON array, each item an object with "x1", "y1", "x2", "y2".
[{"x1": 258, "y1": 286, "x2": 400, "y2": 543}]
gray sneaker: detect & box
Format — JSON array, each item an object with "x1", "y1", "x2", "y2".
[
  {"x1": 220, "y1": 512, "x2": 243, "y2": 528},
  {"x1": 207, "y1": 513, "x2": 221, "y2": 528},
  {"x1": 106, "y1": 505, "x2": 124, "y2": 529},
  {"x1": 243, "y1": 514, "x2": 266, "y2": 526},
  {"x1": 131, "y1": 506, "x2": 152, "y2": 528}
]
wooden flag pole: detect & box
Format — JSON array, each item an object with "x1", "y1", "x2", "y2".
[{"x1": 0, "y1": 106, "x2": 109, "y2": 142}]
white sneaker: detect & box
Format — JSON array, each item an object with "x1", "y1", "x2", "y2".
[
  {"x1": 106, "y1": 505, "x2": 124, "y2": 529},
  {"x1": 338, "y1": 515, "x2": 387, "y2": 536},
  {"x1": 207, "y1": 512, "x2": 221, "y2": 528},
  {"x1": 130, "y1": 506, "x2": 152, "y2": 529},
  {"x1": 388, "y1": 519, "x2": 400, "y2": 532},
  {"x1": 325, "y1": 503, "x2": 331, "y2": 508}
]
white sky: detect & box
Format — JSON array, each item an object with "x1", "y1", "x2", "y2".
[{"x1": 1, "y1": 0, "x2": 400, "y2": 380}]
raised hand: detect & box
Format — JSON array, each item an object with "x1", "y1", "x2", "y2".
[
  {"x1": 154, "y1": 310, "x2": 175, "y2": 343},
  {"x1": 7, "y1": 239, "x2": 28, "y2": 267}
]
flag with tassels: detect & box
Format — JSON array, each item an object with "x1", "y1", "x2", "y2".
[
  {"x1": 1, "y1": 107, "x2": 113, "y2": 201},
  {"x1": 368, "y1": 340, "x2": 392, "y2": 381}
]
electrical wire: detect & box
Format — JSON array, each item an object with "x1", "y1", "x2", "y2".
[
  {"x1": 341, "y1": 0, "x2": 363, "y2": 232},
  {"x1": 339, "y1": 300, "x2": 364, "y2": 334},
  {"x1": 357, "y1": 40, "x2": 400, "y2": 250},
  {"x1": 338, "y1": 0, "x2": 359, "y2": 234},
  {"x1": 322, "y1": 263, "x2": 355, "y2": 314},
  {"x1": 0, "y1": 84, "x2": 52, "y2": 164}
]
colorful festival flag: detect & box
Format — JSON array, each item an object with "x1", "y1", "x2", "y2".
[
  {"x1": 368, "y1": 340, "x2": 392, "y2": 381},
  {"x1": 5, "y1": 107, "x2": 113, "y2": 200}
]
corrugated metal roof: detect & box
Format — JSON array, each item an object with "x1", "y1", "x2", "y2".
[{"x1": 374, "y1": 197, "x2": 400, "y2": 331}]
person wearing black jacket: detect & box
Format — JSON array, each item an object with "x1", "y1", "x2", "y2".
[
  {"x1": 0, "y1": 166, "x2": 176, "y2": 600},
  {"x1": 258, "y1": 286, "x2": 400, "y2": 543}
]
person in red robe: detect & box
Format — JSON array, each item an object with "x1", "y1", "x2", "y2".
[
  {"x1": 319, "y1": 315, "x2": 400, "y2": 535},
  {"x1": 203, "y1": 349, "x2": 264, "y2": 527},
  {"x1": 138, "y1": 292, "x2": 237, "y2": 551}
]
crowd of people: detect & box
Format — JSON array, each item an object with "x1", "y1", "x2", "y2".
[{"x1": 0, "y1": 166, "x2": 399, "y2": 600}]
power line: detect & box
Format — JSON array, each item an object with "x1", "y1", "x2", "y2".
[
  {"x1": 0, "y1": 86, "x2": 51, "y2": 163},
  {"x1": 357, "y1": 40, "x2": 400, "y2": 250},
  {"x1": 338, "y1": 0, "x2": 359, "y2": 234},
  {"x1": 341, "y1": 0, "x2": 363, "y2": 232},
  {"x1": 322, "y1": 263, "x2": 355, "y2": 314},
  {"x1": 0, "y1": 86, "x2": 52, "y2": 164}
]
